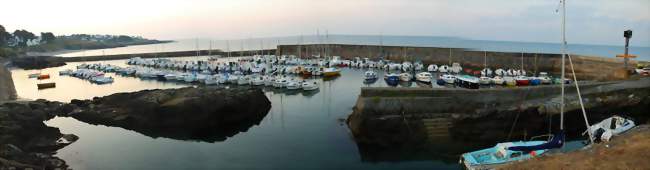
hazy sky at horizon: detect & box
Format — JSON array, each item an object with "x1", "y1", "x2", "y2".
[{"x1": 2, "y1": 0, "x2": 648, "y2": 46}]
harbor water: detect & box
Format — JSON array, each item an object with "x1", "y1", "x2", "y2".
[{"x1": 12, "y1": 57, "x2": 464, "y2": 169}]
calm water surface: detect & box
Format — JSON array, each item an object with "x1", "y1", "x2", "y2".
[{"x1": 12, "y1": 57, "x2": 461, "y2": 169}]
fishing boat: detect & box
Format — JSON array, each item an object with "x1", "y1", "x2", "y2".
[
  {"x1": 301, "y1": 81, "x2": 319, "y2": 91},
  {"x1": 363, "y1": 70, "x2": 378, "y2": 81},
  {"x1": 515, "y1": 76, "x2": 530, "y2": 86},
  {"x1": 384, "y1": 73, "x2": 400, "y2": 86},
  {"x1": 584, "y1": 115, "x2": 635, "y2": 143},
  {"x1": 322, "y1": 68, "x2": 341, "y2": 77},
  {"x1": 440, "y1": 74, "x2": 456, "y2": 84},
  {"x1": 415, "y1": 72, "x2": 432, "y2": 83},
  {"x1": 399, "y1": 73, "x2": 412, "y2": 82}
]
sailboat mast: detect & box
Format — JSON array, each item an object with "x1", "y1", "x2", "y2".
[{"x1": 560, "y1": 0, "x2": 566, "y2": 130}]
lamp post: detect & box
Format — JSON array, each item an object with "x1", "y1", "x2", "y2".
[{"x1": 623, "y1": 30, "x2": 632, "y2": 69}]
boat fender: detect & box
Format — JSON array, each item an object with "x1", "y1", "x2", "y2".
[{"x1": 530, "y1": 151, "x2": 537, "y2": 157}]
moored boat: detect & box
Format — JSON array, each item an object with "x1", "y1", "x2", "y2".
[
  {"x1": 415, "y1": 72, "x2": 432, "y2": 83},
  {"x1": 399, "y1": 72, "x2": 412, "y2": 82},
  {"x1": 515, "y1": 76, "x2": 530, "y2": 86},
  {"x1": 384, "y1": 73, "x2": 400, "y2": 86},
  {"x1": 322, "y1": 68, "x2": 341, "y2": 77}
]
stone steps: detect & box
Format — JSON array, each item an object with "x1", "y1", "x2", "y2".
[{"x1": 422, "y1": 118, "x2": 451, "y2": 139}]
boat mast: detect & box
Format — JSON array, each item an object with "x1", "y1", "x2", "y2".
[
  {"x1": 484, "y1": 51, "x2": 487, "y2": 68},
  {"x1": 560, "y1": 0, "x2": 566, "y2": 130},
  {"x1": 226, "y1": 40, "x2": 231, "y2": 58}
]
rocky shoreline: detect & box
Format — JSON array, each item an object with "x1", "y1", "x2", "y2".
[
  {"x1": 0, "y1": 61, "x2": 17, "y2": 102},
  {"x1": 0, "y1": 86, "x2": 271, "y2": 169}
]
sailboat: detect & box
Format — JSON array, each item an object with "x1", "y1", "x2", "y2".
[{"x1": 460, "y1": 1, "x2": 593, "y2": 168}]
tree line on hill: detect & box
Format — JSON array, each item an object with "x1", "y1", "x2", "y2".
[{"x1": 0, "y1": 24, "x2": 168, "y2": 58}]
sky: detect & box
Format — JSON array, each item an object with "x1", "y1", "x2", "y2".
[{"x1": 1, "y1": 0, "x2": 648, "y2": 46}]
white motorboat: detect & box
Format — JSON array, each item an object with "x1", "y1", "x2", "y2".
[
  {"x1": 399, "y1": 73, "x2": 412, "y2": 82},
  {"x1": 363, "y1": 70, "x2": 378, "y2": 81},
  {"x1": 584, "y1": 115, "x2": 635, "y2": 143},
  {"x1": 479, "y1": 76, "x2": 492, "y2": 85},
  {"x1": 301, "y1": 81, "x2": 319, "y2": 91},
  {"x1": 273, "y1": 77, "x2": 288, "y2": 88},
  {"x1": 286, "y1": 80, "x2": 301, "y2": 90},
  {"x1": 415, "y1": 72, "x2": 432, "y2": 83}
]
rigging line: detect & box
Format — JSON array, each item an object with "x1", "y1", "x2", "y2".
[
  {"x1": 567, "y1": 53, "x2": 594, "y2": 144},
  {"x1": 507, "y1": 84, "x2": 534, "y2": 141}
]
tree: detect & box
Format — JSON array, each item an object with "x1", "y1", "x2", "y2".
[
  {"x1": 0, "y1": 25, "x2": 11, "y2": 47},
  {"x1": 12, "y1": 30, "x2": 36, "y2": 47},
  {"x1": 40, "y1": 32, "x2": 56, "y2": 43}
]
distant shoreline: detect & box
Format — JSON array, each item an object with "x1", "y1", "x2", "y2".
[{"x1": 25, "y1": 40, "x2": 174, "y2": 57}]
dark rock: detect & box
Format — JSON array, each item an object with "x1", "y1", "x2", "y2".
[
  {"x1": 0, "y1": 102, "x2": 72, "y2": 170},
  {"x1": 70, "y1": 86, "x2": 272, "y2": 142}
]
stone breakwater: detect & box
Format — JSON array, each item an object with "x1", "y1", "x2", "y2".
[
  {"x1": 0, "y1": 61, "x2": 16, "y2": 102},
  {"x1": 346, "y1": 78, "x2": 650, "y2": 162},
  {"x1": 0, "y1": 86, "x2": 271, "y2": 169}
]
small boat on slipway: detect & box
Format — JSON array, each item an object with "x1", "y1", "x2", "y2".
[
  {"x1": 584, "y1": 115, "x2": 635, "y2": 143},
  {"x1": 399, "y1": 73, "x2": 412, "y2": 82}
]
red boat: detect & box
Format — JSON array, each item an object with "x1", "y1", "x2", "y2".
[{"x1": 515, "y1": 76, "x2": 530, "y2": 86}]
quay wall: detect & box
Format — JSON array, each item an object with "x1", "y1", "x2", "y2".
[{"x1": 277, "y1": 44, "x2": 634, "y2": 81}]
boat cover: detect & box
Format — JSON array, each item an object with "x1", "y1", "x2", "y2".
[{"x1": 507, "y1": 130, "x2": 565, "y2": 152}]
